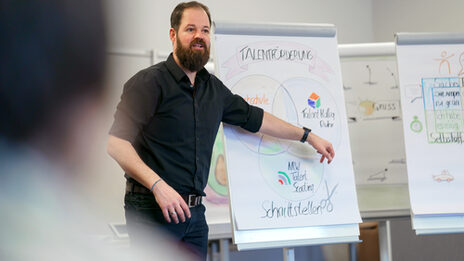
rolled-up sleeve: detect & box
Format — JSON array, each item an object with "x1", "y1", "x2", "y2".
[
  {"x1": 109, "y1": 70, "x2": 160, "y2": 143},
  {"x1": 221, "y1": 85, "x2": 264, "y2": 133}
]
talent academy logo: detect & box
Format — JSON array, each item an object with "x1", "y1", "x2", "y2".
[
  {"x1": 308, "y1": 92, "x2": 321, "y2": 109},
  {"x1": 277, "y1": 171, "x2": 291, "y2": 185}
]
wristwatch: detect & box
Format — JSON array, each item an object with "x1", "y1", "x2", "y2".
[{"x1": 300, "y1": 127, "x2": 311, "y2": 143}]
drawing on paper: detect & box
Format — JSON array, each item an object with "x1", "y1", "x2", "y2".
[
  {"x1": 351, "y1": 98, "x2": 400, "y2": 120},
  {"x1": 389, "y1": 158, "x2": 406, "y2": 164},
  {"x1": 358, "y1": 100, "x2": 375, "y2": 116},
  {"x1": 227, "y1": 75, "x2": 341, "y2": 201},
  {"x1": 277, "y1": 171, "x2": 292, "y2": 185},
  {"x1": 410, "y1": 116, "x2": 423, "y2": 133},
  {"x1": 367, "y1": 168, "x2": 388, "y2": 182},
  {"x1": 421, "y1": 77, "x2": 464, "y2": 144},
  {"x1": 341, "y1": 58, "x2": 407, "y2": 185},
  {"x1": 432, "y1": 169, "x2": 454, "y2": 183},
  {"x1": 344, "y1": 62, "x2": 402, "y2": 122},
  {"x1": 435, "y1": 51, "x2": 455, "y2": 75},
  {"x1": 387, "y1": 67, "x2": 399, "y2": 89},
  {"x1": 205, "y1": 129, "x2": 229, "y2": 204},
  {"x1": 364, "y1": 65, "x2": 377, "y2": 85},
  {"x1": 396, "y1": 44, "x2": 464, "y2": 216},
  {"x1": 458, "y1": 52, "x2": 464, "y2": 76},
  {"x1": 308, "y1": 92, "x2": 321, "y2": 109}
]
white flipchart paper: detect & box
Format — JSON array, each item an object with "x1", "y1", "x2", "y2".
[
  {"x1": 396, "y1": 43, "x2": 464, "y2": 215},
  {"x1": 214, "y1": 33, "x2": 361, "y2": 230}
]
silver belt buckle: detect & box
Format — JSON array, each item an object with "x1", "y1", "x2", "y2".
[{"x1": 188, "y1": 194, "x2": 196, "y2": 208}]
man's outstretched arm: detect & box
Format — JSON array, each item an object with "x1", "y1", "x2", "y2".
[{"x1": 258, "y1": 112, "x2": 335, "y2": 163}]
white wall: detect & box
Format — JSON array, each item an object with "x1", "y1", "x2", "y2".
[
  {"x1": 372, "y1": 0, "x2": 464, "y2": 42},
  {"x1": 104, "y1": 0, "x2": 374, "y2": 53},
  {"x1": 103, "y1": 0, "x2": 158, "y2": 49}
]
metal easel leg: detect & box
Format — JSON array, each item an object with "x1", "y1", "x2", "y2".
[
  {"x1": 378, "y1": 220, "x2": 393, "y2": 261},
  {"x1": 349, "y1": 242, "x2": 357, "y2": 261},
  {"x1": 283, "y1": 248, "x2": 295, "y2": 261},
  {"x1": 219, "y1": 239, "x2": 230, "y2": 261},
  {"x1": 210, "y1": 240, "x2": 219, "y2": 261}
]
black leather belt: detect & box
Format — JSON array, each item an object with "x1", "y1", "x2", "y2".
[{"x1": 125, "y1": 181, "x2": 202, "y2": 208}]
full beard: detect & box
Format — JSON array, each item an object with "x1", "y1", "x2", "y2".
[{"x1": 175, "y1": 37, "x2": 210, "y2": 72}]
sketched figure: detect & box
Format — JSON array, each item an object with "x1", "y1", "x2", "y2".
[
  {"x1": 435, "y1": 51, "x2": 454, "y2": 75},
  {"x1": 364, "y1": 65, "x2": 377, "y2": 85},
  {"x1": 368, "y1": 168, "x2": 388, "y2": 182},
  {"x1": 458, "y1": 52, "x2": 464, "y2": 76},
  {"x1": 387, "y1": 67, "x2": 398, "y2": 89},
  {"x1": 389, "y1": 158, "x2": 406, "y2": 164}
]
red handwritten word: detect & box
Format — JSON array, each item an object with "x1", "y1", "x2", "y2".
[{"x1": 245, "y1": 94, "x2": 269, "y2": 105}]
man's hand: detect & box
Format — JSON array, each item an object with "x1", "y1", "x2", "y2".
[
  {"x1": 152, "y1": 180, "x2": 191, "y2": 224},
  {"x1": 307, "y1": 132, "x2": 335, "y2": 164},
  {"x1": 107, "y1": 135, "x2": 192, "y2": 223},
  {"x1": 259, "y1": 112, "x2": 335, "y2": 164}
]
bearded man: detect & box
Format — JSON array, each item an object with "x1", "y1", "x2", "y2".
[{"x1": 107, "y1": 1, "x2": 335, "y2": 260}]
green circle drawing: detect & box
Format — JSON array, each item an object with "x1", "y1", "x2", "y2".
[{"x1": 410, "y1": 116, "x2": 423, "y2": 133}]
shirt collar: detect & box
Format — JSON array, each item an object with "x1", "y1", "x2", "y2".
[{"x1": 166, "y1": 53, "x2": 211, "y2": 83}]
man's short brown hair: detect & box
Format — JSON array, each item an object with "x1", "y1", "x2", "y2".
[{"x1": 170, "y1": 1, "x2": 211, "y2": 32}]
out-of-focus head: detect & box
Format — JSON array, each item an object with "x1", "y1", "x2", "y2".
[{"x1": 0, "y1": 0, "x2": 106, "y2": 143}]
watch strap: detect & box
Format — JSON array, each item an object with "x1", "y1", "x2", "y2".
[{"x1": 300, "y1": 127, "x2": 311, "y2": 143}]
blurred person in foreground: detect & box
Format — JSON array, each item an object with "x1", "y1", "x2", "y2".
[
  {"x1": 107, "y1": 1, "x2": 335, "y2": 260},
  {"x1": 0, "y1": 1, "x2": 194, "y2": 260}
]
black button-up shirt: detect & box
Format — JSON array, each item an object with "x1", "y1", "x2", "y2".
[{"x1": 110, "y1": 53, "x2": 263, "y2": 196}]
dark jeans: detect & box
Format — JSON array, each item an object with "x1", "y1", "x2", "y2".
[{"x1": 124, "y1": 192, "x2": 209, "y2": 260}]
